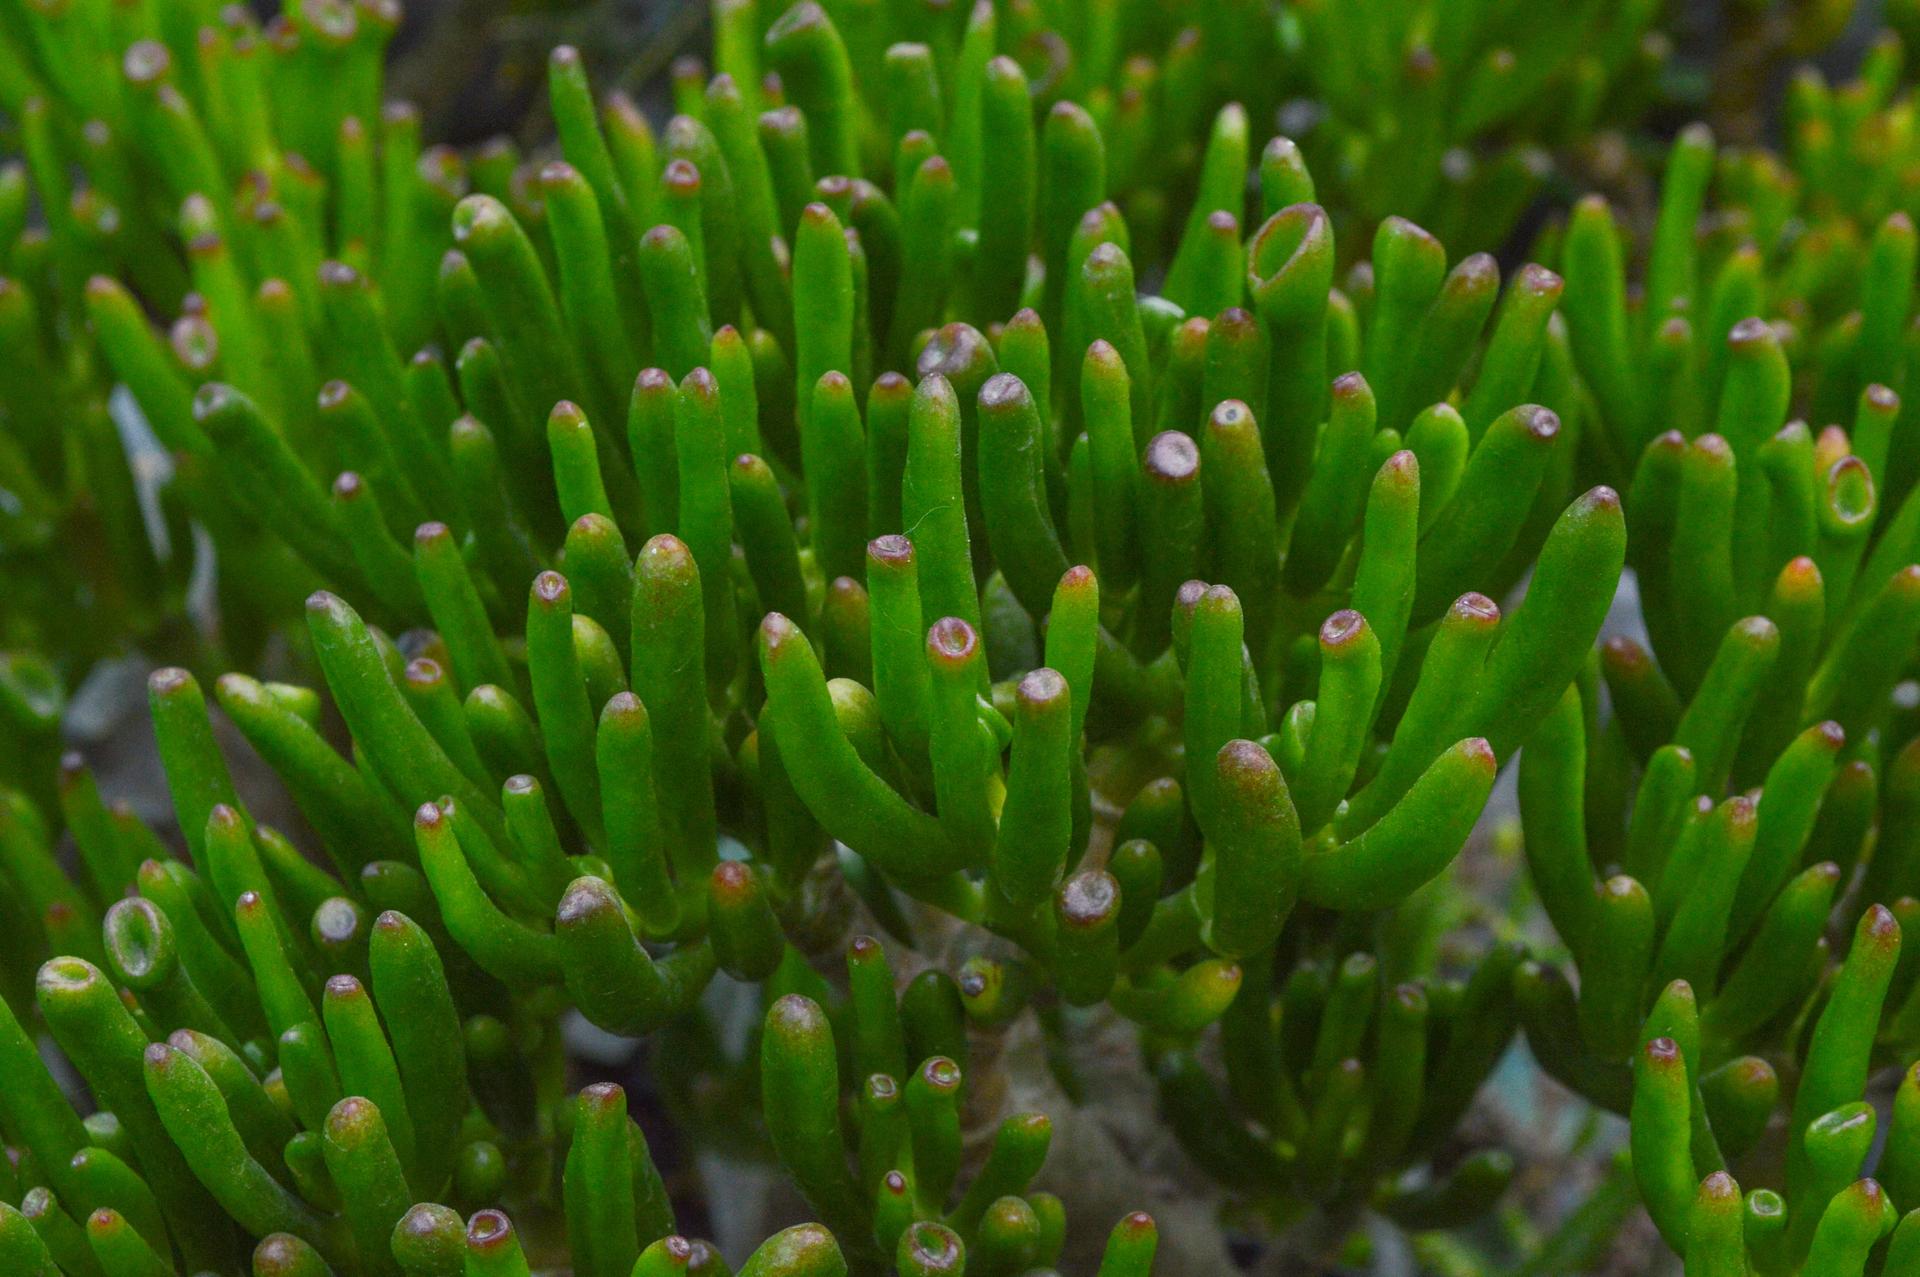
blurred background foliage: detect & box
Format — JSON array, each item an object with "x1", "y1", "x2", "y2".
[{"x1": 300, "y1": 0, "x2": 1912, "y2": 351}]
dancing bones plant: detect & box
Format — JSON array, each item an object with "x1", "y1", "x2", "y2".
[
  {"x1": 0, "y1": 0, "x2": 455, "y2": 673},
  {"x1": 0, "y1": 0, "x2": 1725, "y2": 1274},
  {"x1": 0, "y1": 0, "x2": 1685, "y2": 684},
  {"x1": 1493, "y1": 76, "x2": 1920, "y2": 1270}
]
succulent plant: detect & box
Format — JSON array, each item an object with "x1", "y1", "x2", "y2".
[
  {"x1": 1505, "y1": 62, "x2": 1920, "y2": 1275},
  {"x1": 17, "y1": 0, "x2": 1920, "y2": 1274}
]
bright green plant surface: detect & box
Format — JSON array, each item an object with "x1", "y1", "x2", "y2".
[
  {"x1": 6, "y1": 0, "x2": 1920, "y2": 1274},
  {"x1": 1499, "y1": 45, "x2": 1920, "y2": 1275}
]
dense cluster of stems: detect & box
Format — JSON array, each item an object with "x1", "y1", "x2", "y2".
[{"x1": 9, "y1": 0, "x2": 1920, "y2": 1275}]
